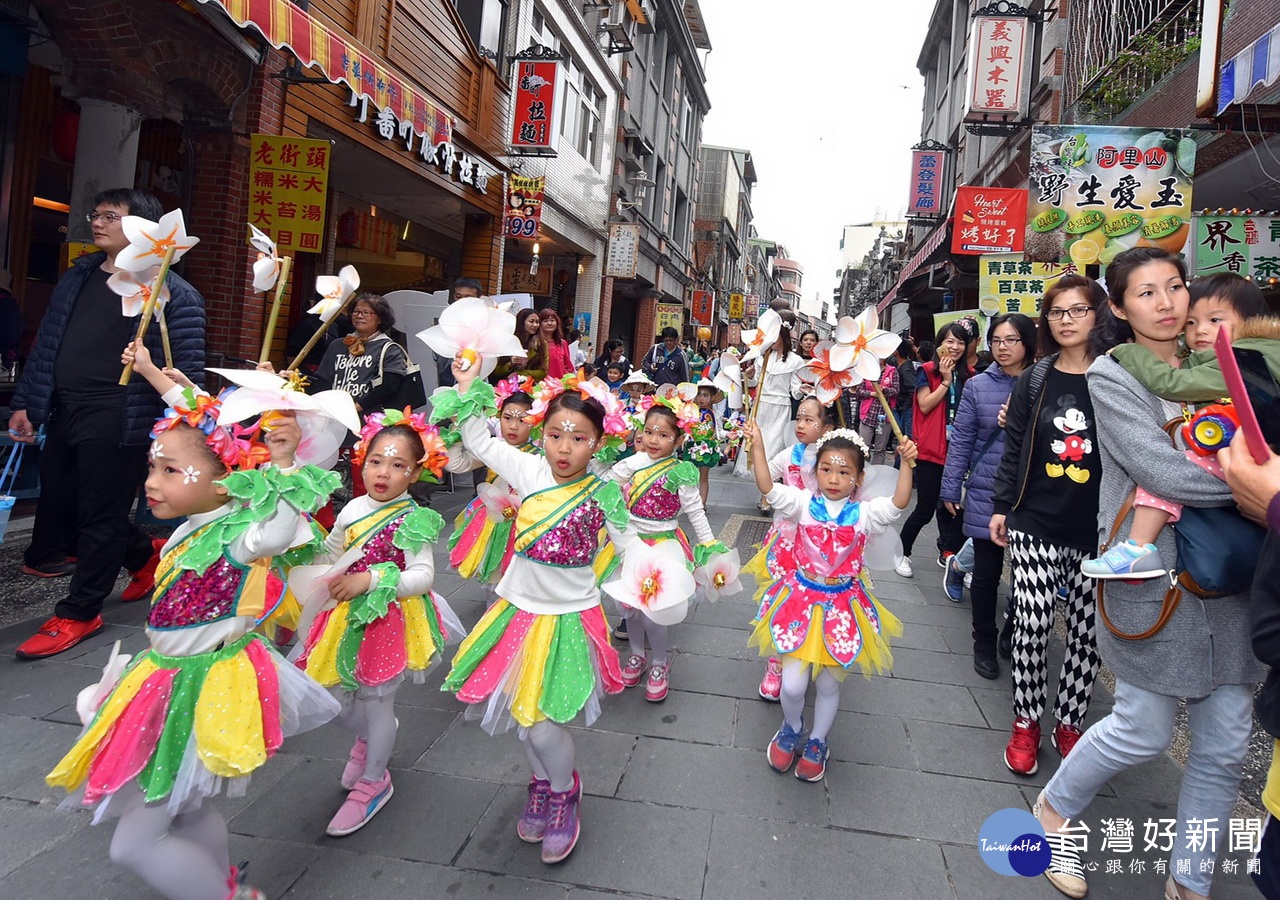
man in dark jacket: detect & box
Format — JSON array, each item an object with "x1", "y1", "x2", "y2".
[
  {"x1": 11, "y1": 188, "x2": 206, "y2": 659},
  {"x1": 641, "y1": 327, "x2": 689, "y2": 385}
]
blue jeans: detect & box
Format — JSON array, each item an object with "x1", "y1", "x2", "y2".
[{"x1": 1042, "y1": 679, "x2": 1253, "y2": 895}]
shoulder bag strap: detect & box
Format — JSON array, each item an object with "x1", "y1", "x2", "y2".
[{"x1": 1094, "y1": 488, "x2": 1183, "y2": 640}]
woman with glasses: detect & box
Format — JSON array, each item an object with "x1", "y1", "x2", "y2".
[
  {"x1": 310, "y1": 294, "x2": 409, "y2": 415},
  {"x1": 988, "y1": 275, "x2": 1107, "y2": 781},
  {"x1": 939, "y1": 313, "x2": 1037, "y2": 680}
]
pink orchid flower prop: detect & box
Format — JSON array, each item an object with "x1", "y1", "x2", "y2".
[
  {"x1": 116, "y1": 209, "x2": 200, "y2": 273},
  {"x1": 248, "y1": 224, "x2": 282, "y2": 292},
  {"x1": 831, "y1": 309, "x2": 900, "y2": 383},
  {"x1": 309, "y1": 265, "x2": 360, "y2": 322},
  {"x1": 603, "y1": 541, "x2": 695, "y2": 627},
  {"x1": 107, "y1": 267, "x2": 170, "y2": 318},
  {"x1": 739, "y1": 308, "x2": 782, "y2": 365},
  {"x1": 578, "y1": 379, "x2": 630, "y2": 437},
  {"x1": 693, "y1": 549, "x2": 743, "y2": 602},
  {"x1": 476, "y1": 482, "x2": 520, "y2": 523},
  {"x1": 801, "y1": 341, "x2": 859, "y2": 405},
  {"x1": 419, "y1": 296, "x2": 525, "y2": 380}
]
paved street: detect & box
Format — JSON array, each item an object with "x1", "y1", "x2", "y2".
[{"x1": 0, "y1": 465, "x2": 1265, "y2": 899}]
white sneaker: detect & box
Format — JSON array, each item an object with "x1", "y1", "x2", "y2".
[{"x1": 894, "y1": 557, "x2": 914, "y2": 578}]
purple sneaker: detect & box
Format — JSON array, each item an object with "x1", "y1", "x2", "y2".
[
  {"x1": 517, "y1": 776, "x2": 551, "y2": 843},
  {"x1": 540, "y1": 771, "x2": 582, "y2": 864},
  {"x1": 340, "y1": 737, "x2": 368, "y2": 790}
]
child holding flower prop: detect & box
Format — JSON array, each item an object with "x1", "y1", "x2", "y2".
[
  {"x1": 292, "y1": 407, "x2": 465, "y2": 838},
  {"x1": 116, "y1": 209, "x2": 200, "y2": 383},
  {"x1": 286, "y1": 266, "x2": 361, "y2": 372},
  {"x1": 248, "y1": 224, "x2": 293, "y2": 365},
  {"x1": 825, "y1": 310, "x2": 913, "y2": 468},
  {"x1": 737, "y1": 308, "x2": 783, "y2": 458},
  {"x1": 418, "y1": 296, "x2": 527, "y2": 380}
]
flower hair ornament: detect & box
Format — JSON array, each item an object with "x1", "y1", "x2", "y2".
[
  {"x1": 814, "y1": 427, "x2": 870, "y2": 457},
  {"x1": 494, "y1": 373, "x2": 536, "y2": 406},
  {"x1": 150, "y1": 388, "x2": 271, "y2": 472},
  {"x1": 353, "y1": 407, "x2": 451, "y2": 482},
  {"x1": 639, "y1": 383, "x2": 699, "y2": 435},
  {"x1": 524, "y1": 374, "x2": 630, "y2": 458}
]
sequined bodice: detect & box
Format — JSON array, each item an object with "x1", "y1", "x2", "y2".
[
  {"x1": 520, "y1": 501, "x2": 606, "y2": 567},
  {"x1": 347, "y1": 517, "x2": 407, "y2": 574},
  {"x1": 629, "y1": 476, "x2": 681, "y2": 521},
  {"x1": 148, "y1": 557, "x2": 244, "y2": 629}
]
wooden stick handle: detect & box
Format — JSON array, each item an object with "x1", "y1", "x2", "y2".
[
  {"x1": 258, "y1": 256, "x2": 293, "y2": 364},
  {"x1": 286, "y1": 293, "x2": 354, "y2": 372},
  {"x1": 872, "y1": 382, "x2": 915, "y2": 468},
  {"x1": 744, "y1": 349, "x2": 771, "y2": 469},
  {"x1": 157, "y1": 303, "x2": 173, "y2": 369},
  {"x1": 119, "y1": 246, "x2": 178, "y2": 385}
]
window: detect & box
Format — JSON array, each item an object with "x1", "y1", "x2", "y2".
[
  {"x1": 455, "y1": 0, "x2": 508, "y2": 67},
  {"x1": 558, "y1": 59, "x2": 604, "y2": 167}
]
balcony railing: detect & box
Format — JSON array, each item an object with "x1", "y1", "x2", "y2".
[{"x1": 1064, "y1": 0, "x2": 1202, "y2": 120}]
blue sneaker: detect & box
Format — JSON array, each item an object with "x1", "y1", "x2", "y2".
[
  {"x1": 767, "y1": 719, "x2": 806, "y2": 773},
  {"x1": 944, "y1": 557, "x2": 965, "y2": 602},
  {"x1": 1080, "y1": 540, "x2": 1166, "y2": 581},
  {"x1": 794, "y1": 738, "x2": 830, "y2": 782}
]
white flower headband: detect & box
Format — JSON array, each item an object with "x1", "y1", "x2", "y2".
[{"x1": 814, "y1": 427, "x2": 870, "y2": 456}]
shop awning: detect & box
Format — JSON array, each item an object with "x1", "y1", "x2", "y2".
[
  {"x1": 877, "y1": 221, "x2": 951, "y2": 313},
  {"x1": 1218, "y1": 19, "x2": 1280, "y2": 115},
  {"x1": 195, "y1": 0, "x2": 453, "y2": 145}
]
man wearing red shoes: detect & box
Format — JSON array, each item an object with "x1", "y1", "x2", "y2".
[{"x1": 10, "y1": 188, "x2": 206, "y2": 659}]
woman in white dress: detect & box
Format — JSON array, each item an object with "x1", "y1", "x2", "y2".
[{"x1": 735, "y1": 309, "x2": 808, "y2": 510}]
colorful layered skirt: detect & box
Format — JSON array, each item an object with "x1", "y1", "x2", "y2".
[
  {"x1": 442, "y1": 599, "x2": 623, "y2": 735},
  {"x1": 47, "y1": 634, "x2": 339, "y2": 821},
  {"x1": 748, "y1": 571, "x2": 903, "y2": 681},
  {"x1": 449, "y1": 496, "x2": 516, "y2": 584},
  {"x1": 742, "y1": 520, "x2": 798, "y2": 613}
]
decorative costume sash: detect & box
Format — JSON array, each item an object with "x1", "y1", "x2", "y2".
[
  {"x1": 516, "y1": 475, "x2": 621, "y2": 568},
  {"x1": 149, "y1": 526, "x2": 277, "y2": 630},
  {"x1": 344, "y1": 498, "x2": 413, "y2": 572}
]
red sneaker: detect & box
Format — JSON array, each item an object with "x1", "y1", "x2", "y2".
[
  {"x1": 1004, "y1": 716, "x2": 1041, "y2": 776},
  {"x1": 121, "y1": 538, "x2": 164, "y2": 602},
  {"x1": 15, "y1": 615, "x2": 104, "y2": 659},
  {"x1": 21, "y1": 561, "x2": 75, "y2": 578},
  {"x1": 1052, "y1": 722, "x2": 1084, "y2": 758}
]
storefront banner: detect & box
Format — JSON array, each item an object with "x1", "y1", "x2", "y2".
[
  {"x1": 199, "y1": 0, "x2": 452, "y2": 147},
  {"x1": 505, "y1": 175, "x2": 545, "y2": 239},
  {"x1": 727, "y1": 292, "x2": 745, "y2": 320},
  {"x1": 952, "y1": 186, "x2": 1027, "y2": 254},
  {"x1": 1026, "y1": 125, "x2": 1196, "y2": 265},
  {"x1": 907, "y1": 149, "x2": 946, "y2": 217},
  {"x1": 510, "y1": 60, "x2": 561, "y2": 153},
  {"x1": 755, "y1": 294, "x2": 769, "y2": 317},
  {"x1": 605, "y1": 224, "x2": 640, "y2": 278},
  {"x1": 727, "y1": 323, "x2": 741, "y2": 348},
  {"x1": 249, "y1": 134, "x2": 330, "y2": 254},
  {"x1": 691, "y1": 290, "x2": 714, "y2": 326},
  {"x1": 978, "y1": 253, "x2": 1074, "y2": 317},
  {"x1": 965, "y1": 14, "x2": 1030, "y2": 122},
  {"x1": 655, "y1": 303, "x2": 683, "y2": 335},
  {"x1": 1187, "y1": 215, "x2": 1280, "y2": 281},
  {"x1": 573, "y1": 312, "x2": 592, "y2": 337},
  {"x1": 503, "y1": 267, "x2": 551, "y2": 295}
]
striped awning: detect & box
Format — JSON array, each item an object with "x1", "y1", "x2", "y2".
[
  {"x1": 1217, "y1": 19, "x2": 1280, "y2": 115},
  {"x1": 877, "y1": 221, "x2": 951, "y2": 313},
  {"x1": 197, "y1": 0, "x2": 453, "y2": 146}
]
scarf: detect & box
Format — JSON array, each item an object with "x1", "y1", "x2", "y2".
[{"x1": 343, "y1": 330, "x2": 384, "y2": 357}]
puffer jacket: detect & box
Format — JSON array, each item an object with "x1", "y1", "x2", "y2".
[
  {"x1": 12, "y1": 251, "x2": 206, "y2": 446},
  {"x1": 940, "y1": 363, "x2": 1019, "y2": 540}
]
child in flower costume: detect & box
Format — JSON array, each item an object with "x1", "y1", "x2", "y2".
[
  {"x1": 293, "y1": 407, "x2": 466, "y2": 837},
  {"x1": 432, "y1": 362, "x2": 641, "y2": 866},
  {"x1": 680, "y1": 377, "x2": 727, "y2": 505},
  {"x1": 45, "y1": 384, "x2": 342, "y2": 900}
]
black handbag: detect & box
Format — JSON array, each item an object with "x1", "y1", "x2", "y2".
[
  {"x1": 378, "y1": 341, "x2": 427, "y2": 411},
  {"x1": 1173, "y1": 504, "x2": 1266, "y2": 598}
]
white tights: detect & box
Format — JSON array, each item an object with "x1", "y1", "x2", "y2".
[
  {"x1": 333, "y1": 689, "x2": 398, "y2": 780},
  {"x1": 108, "y1": 784, "x2": 230, "y2": 900},
  {"x1": 625, "y1": 609, "x2": 669, "y2": 666},
  {"x1": 521, "y1": 720, "x2": 576, "y2": 792},
  {"x1": 779, "y1": 659, "x2": 841, "y2": 742}
]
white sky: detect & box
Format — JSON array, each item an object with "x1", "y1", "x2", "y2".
[{"x1": 697, "y1": 0, "x2": 937, "y2": 310}]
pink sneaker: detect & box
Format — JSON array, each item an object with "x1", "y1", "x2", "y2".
[
  {"x1": 326, "y1": 770, "x2": 394, "y2": 836},
  {"x1": 340, "y1": 737, "x2": 368, "y2": 790},
  {"x1": 621, "y1": 654, "x2": 646, "y2": 688},
  {"x1": 759, "y1": 658, "x2": 782, "y2": 701},
  {"x1": 645, "y1": 662, "x2": 670, "y2": 702},
  {"x1": 517, "y1": 776, "x2": 551, "y2": 843},
  {"x1": 541, "y1": 771, "x2": 582, "y2": 864}
]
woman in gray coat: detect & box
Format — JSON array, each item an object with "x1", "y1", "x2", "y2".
[{"x1": 1033, "y1": 248, "x2": 1264, "y2": 900}]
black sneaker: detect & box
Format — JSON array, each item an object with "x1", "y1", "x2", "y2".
[
  {"x1": 612, "y1": 618, "x2": 628, "y2": 640},
  {"x1": 21, "y1": 560, "x2": 76, "y2": 578}
]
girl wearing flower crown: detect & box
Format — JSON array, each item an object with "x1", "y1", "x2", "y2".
[
  {"x1": 744, "y1": 420, "x2": 917, "y2": 783},
  {"x1": 448, "y1": 374, "x2": 540, "y2": 584},
  {"x1": 46, "y1": 356, "x2": 342, "y2": 900},
  {"x1": 434, "y1": 364, "x2": 640, "y2": 866},
  {"x1": 682, "y1": 378, "x2": 728, "y2": 505},
  {"x1": 600, "y1": 390, "x2": 735, "y2": 702},
  {"x1": 293, "y1": 407, "x2": 466, "y2": 837}
]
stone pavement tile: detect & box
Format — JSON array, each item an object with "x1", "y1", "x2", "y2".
[
  {"x1": 0, "y1": 812, "x2": 125, "y2": 897},
  {"x1": 905, "y1": 718, "x2": 1054, "y2": 789},
  {"x1": 939, "y1": 843, "x2": 1068, "y2": 899},
  {"x1": 891, "y1": 622, "x2": 953, "y2": 653},
  {"x1": 229, "y1": 758, "x2": 500, "y2": 865},
  {"x1": 841, "y1": 673, "x2": 988, "y2": 727},
  {"x1": 938, "y1": 622, "x2": 977, "y2": 655},
  {"x1": 412, "y1": 720, "x2": 637, "y2": 797},
  {"x1": 280, "y1": 848, "x2": 570, "y2": 899},
  {"x1": 732, "y1": 701, "x2": 918, "y2": 771},
  {"x1": 279, "y1": 704, "x2": 459, "y2": 771},
  {"x1": 616, "y1": 736, "x2": 829, "y2": 825},
  {"x1": 0, "y1": 657, "x2": 99, "y2": 718},
  {"x1": 702, "y1": 812, "x2": 952, "y2": 900},
  {"x1": 0, "y1": 797, "x2": 87, "y2": 878},
  {"x1": 0, "y1": 712, "x2": 84, "y2": 802},
  {"x1": 98, "y1": 596, "x2": 152, "y2": 627},
  {"x1": 455, "y1": 784, "x2": 713, "y2": 899},
  {"x1": 892, "y1": 645, "x2": 1011, "y2": 689},
  {"x1": 674, "y1": 651, "x2": 764, "y2": 701},
  {"x1": 594, "y1": 685, "x2": 738, "y2": 746},
  {"x1": 385, "y1": 663, "x2": 471, "y2": 711},
  {"x1": 863, "y1": 578, "x2": 926, "y2": 604},
  {"x1": 883, "y1": 598, "x2": 972, "y2": 628},
  {"x1": 687, "y1": 597, "x2": 753, "y2": 631},
  {"x1": 675, "y1": 622, "x2": 756, "y2": 661},
  {"x1": 227, "y1": 834, "x2": 324, "y2": 899},
  {"x1": 825, "y1": 762, "x2": 1029, "y2": 844}
]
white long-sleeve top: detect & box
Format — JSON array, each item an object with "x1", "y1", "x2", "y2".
[
  {"x1": 746, "y1": 352, "x2": 808, "y2": 408},
  {"x1": 604, "y1": 453, "x2": 716, "y2": 544},
  {"x1": 458, "y1": 414, "x2": 636, "y2": 615},
  {"x1": 321, "y1": 494, "x2": 436, "y2": 598}
]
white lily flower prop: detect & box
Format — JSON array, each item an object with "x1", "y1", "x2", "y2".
[
  {"x1": 739, "y1": 308, "x2": 782, "y2": 365},
  {"x1": 107, "y1": 267, "x2": 170, "y2": 318},
  {"x1": 249, "y1": 224, "x2": 282, "y2": 292},
  {"x1": 75, "y1": 641, "x2": 133, "y2": 726},
  {"x1": 603, "y1": 540, "x2": 696, "y2": 627},
  {"x1": 476, "y1": 482, "x2": 519, "y2": 523},
  {"x1": 115, "y1": 209, "x2": 200, "y2": 273},
  {"x1": 830, "y1": 309, "x2": 900, "y2": 382},
  {"x1": 693, "y1": 549, "x2": 743, "y2": 602},
  {"x1": 418, "y1": 296, "x2": 526, "y2": 380},
  {"x1": 713, "y1": 348, "x2": 743, "y2": 408},
  {"x1": 309, "y1": 265, "x2": 360, "y2": 322}
]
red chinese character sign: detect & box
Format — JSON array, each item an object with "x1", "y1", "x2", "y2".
[
  {"x1": 510, "y1": 60, "x2": 561, "y2": 155},
  {"x1": 248, "y1": 134, "x2": 330, "y2": 254},
  {"x1": 965, "y1": 14, "x2": 1030, "y2": 123},
  {"x1": 1025, "y1": 125, "x2": 1196, "y2": 265},
  {"x1": 952, "y1": 186, "x2": 1027, "y2": 255},
  {"x1": 907, "y1": 149, "x2": 947, "y2": 217},
  {"x1": 691, "y1": 290, "x2": 713, "y2": 327},
  {"x1": 505, "y1": 175, "x2": 545, "y2": 239}
]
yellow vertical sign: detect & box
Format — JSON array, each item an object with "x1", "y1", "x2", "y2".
[
  {"x1": 728, "y1": 292, "x2": 745, "y2": 319},
  {"x1": 655, "y1": 303, "x2": 683, "y2": 335},
  {"x1": 248, "y1": 135, "x2": 331, "y2": 254}
]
